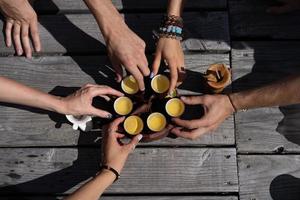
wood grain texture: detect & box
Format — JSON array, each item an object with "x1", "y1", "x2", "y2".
[
  {"x1": 0, "y1": 54, "x2": 234, "y2": 147},
  {"x1": 33, "y1": 0, "x2": 227, "y2": 13},
  {"x1": 238, "y1": 155, "x2": 300, "y2": 200},
  {"x1": 0, "y1": 148, "x2": 238, "y2": 194},
  {"x1": 229, "y1": 0, "x2": 300, "y2": 39},
  {"x1": 232, "y1": 41, "x2": 300, "y2": 153},
  {"x1": 0, "y1": 196, "x2": 238, "y2": 200},
  {"x1": 0, "y1": 13, "x2": 230, "y2": 55}
]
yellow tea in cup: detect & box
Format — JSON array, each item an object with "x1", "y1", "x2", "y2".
[
  {"x1": 113, "y1": 96, "x2": 133, "y2": 115},
  {"x1": 121, "y1": 75, "x2": 139, "y2": 94},
  {"x1": 151, "y1": 74, "x2": 170, "y2": 94},
  {"x1": 165, "y1": 98, "x2": 185, "y2": 117},
  {"x1": 124, "y1": 115, "x2": 144, "y2": 135},
  {"x1": 147, "y1": 112, "x2": 167, "y2": 132}
]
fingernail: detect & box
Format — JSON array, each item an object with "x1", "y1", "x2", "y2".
[
  {"x1": 181, "y1": 96, "x2": 186, "y2": 100},
  {"x1": 17, "y1": 49, "x2": 22, "y2": 55},
  {"x1": 137, "y1": 134, "x2": 143, "y2": 141},
  {"x1": 106, "y1": 114, "x2": 113, "y2": 119},
  {"x1": 150, "y1": 72, "x2": 154, "y2": 78}
]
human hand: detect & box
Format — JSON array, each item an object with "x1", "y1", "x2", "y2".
[
  {"x1": 152, "y1": 38, "x2": 185, "y2": 94},
  {"x1": 171, "y1": 95, "x2": 235, "y2": 140},
  {"x1": 106, "y1": 23, "x2": 150, "y2": 91},
  {"x1": 62, "y1": 84, "x2": 123, "y2": 118},
  {"x1": 103, "y1": 117, "x2": 143, "y2": 173},
  {"x1": 0, "y1": 0, "x2": 41, "y2": 58},
  {"x1": 267, "y1": 0, "x2": 300, "y2": 14}
]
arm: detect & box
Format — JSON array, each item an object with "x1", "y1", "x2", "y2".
[
  {"x1": 0, "y1": 76, "x2": 123, "y2": 118},
  {"x1": 83, "y1": 0, "x2": 150, "y2": 91},
  {"x1": 152, "y1": 0, "x2": 186, "y2": 95},
  {"x1": 230, "y1": 75, "x2": 300, "y2": 110},
  {"x1": 171, "y1": 75, "x2": 300, "y2": 140},
  {"x1": 65, "y1": 117, "x2": 143, "y2": 200}
]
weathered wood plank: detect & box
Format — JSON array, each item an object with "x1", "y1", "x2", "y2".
[
  {"x1": 232, "y1": 41, "x2": 300, "y2": 153},
  {"x1": 0, "y1": 54, "x2": 234, "y2": 147},
  {"x1": 0, "y1": 196, "x2": 238, "y2": 200},
  {"x1": 0, "y1": 13, "x2": 230, "y2": 55},
  {"x1": 34, "y1": 0, "x2": 227, "y2": 13},
  {"x1": 0, "y1": 148, "x2": 238, "y2": 194},
  {"x1": 238, "y1": 155, "x2": 300, "y2": 200},
  {"x1": 229, "y1": 0, "x2": 300, "y2": 39}
]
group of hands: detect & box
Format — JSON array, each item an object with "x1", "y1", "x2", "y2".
[{"x1": 1, "y1": 0, "x2": 300, "y2": 174}]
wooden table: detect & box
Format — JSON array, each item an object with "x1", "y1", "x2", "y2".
[{"x1": 0, "y1": 0, "x2": 299, "y2": 199}]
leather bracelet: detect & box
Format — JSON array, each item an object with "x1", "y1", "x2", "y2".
[
  {"x1": 102, "y1": 165, "x2": 120, "y2": 182},
  {"x1": 226, "y1": 94, "x2": 237, "y2": 113}
]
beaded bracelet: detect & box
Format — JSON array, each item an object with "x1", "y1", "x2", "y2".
[{"x1": 153, "y1": 15, "x2": 184, "y2": 41}]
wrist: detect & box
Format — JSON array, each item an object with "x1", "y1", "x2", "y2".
[
  {"x1": 51, "y1": 96, "x2": 68, "y2": 114},
  {"x1": 228, "y1": 93, "x2": 244, "y2": 112}
]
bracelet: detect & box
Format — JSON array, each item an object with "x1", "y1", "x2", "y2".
[
  {"x1": 101, "y1": 165, "x2": 120, "y2": 182},
  {"x1": 153, "y1": 15, "x2": 184, "y2": 41},
  {"x1": 226, "y1": 94, "x2": 237, "y2": 113}
]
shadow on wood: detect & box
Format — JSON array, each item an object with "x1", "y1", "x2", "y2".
[{"x1": 270, "y1": 174, "x2": 300, "y2": 200}]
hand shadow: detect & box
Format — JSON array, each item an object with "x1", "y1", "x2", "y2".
[{"x1": 270, "y1": 174, "x2": 300, "y2": 200}]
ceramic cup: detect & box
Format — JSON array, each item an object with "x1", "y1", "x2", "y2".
[
  {"x1": 113, "y1": 96, "x2": 133, "y2": 116},
  {"x1": 121, "y1": 75, "x2": 139, "y2": 95},
  {"x1": 124, "y1": 115, "x2": 144, "y2": 135},
  {"x1": 165, "y1": 98, "x2": 185, "y2": 117},
  {"x1": 151, "y1": 74, "x2": 170, "y2": 94},
  {"x1": 147, "y1": 112, "x2": 167, "y2": 132}
]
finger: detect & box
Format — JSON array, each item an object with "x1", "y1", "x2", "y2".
[
  {"x1": 124, "y1": 63, "x2": 145, "y2": 91},
  {"x1": 266, "y1": 5, "x2": 293, "y2": 14},
  {"x1": 151, "y1": 52, "x2": 161, "y2": 77},
  {"x1": 109, "y1": 117, "x2": 125, "y2": 132},
  {"x1": 112, "y1": 59, "x2": 123, "y2": 82},
  {"x1": 172, "y1": 126, "x2": 212, "y2": 140},
  {"x1": 90, "y1": 86, "x2": 124, "y2": 98},
  {"x1": 125, "y1": 134, "x2": 143, "y2": 152},
  {"x1": 180, "y1": 96, "x2": 205, "y2": 105},
  {"x1": 90, "y1": 107, "x2": 112, "y2": 119},
  {"x1": 13, "y1": 23, "x2": 23, "y2": 56},
  {"x1": 30, "y1": 20, "x2": 41, "y2": 52},
  {"x1": 5, "y1": 19, "x2": 14, "y2": 47},
  {"x1": 115, "y1": 133, "x2": 125, "y2": 139},
  {"x1": 168, "y1": 60, "x2": 178, "y2": 94},
  {"x1": 137, "y1": 54, "x2": 150, "y2": 76},
  {"x1": 142, "y1": 124, "x2": 173, "y2": 141},
  {"x1": 21, "y1": 23, "x2": 32, "y2": 58},
  {"x1": 172, "y1": 118, "x2": 206, "y2": 129},
  {"x1": 99, "y1": 95, "x2": 110, "y2": 101}
]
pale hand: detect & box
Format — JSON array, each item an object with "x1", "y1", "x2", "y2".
[
  {"x1": 152, "y1": 38, "x2": 185, "y2": 94},
  {"x1": 62, "y1": 84, "x2": 123, "y2": 118},
  {"x1": 106, "y1": 23, "x2": 150, "y2": 91},
  {"x1": 102, "y1": 117, "x2": 143, "y2": 173},
  {"x1": 0, "y1": 0, "x2": 41, "y2": 58},
  {"x1": 171, "y1": 95, "x2": 235, "y2": 140}
]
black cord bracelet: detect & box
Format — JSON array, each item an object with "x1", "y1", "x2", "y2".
[{"x1": 102, "y1": 165, "x2": 120, "y2": 182}]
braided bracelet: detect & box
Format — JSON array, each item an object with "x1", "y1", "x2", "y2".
[{"x1": 153, "y1": 15, "x2": 184, "y2": 41}]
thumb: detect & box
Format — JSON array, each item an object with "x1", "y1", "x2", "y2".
[
  {"x1": 180, "y1": 96, "x2": 205, "y2": 105},
  {"x1": 126, "y1": 134, "x2": 143, "y2": 153}
]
